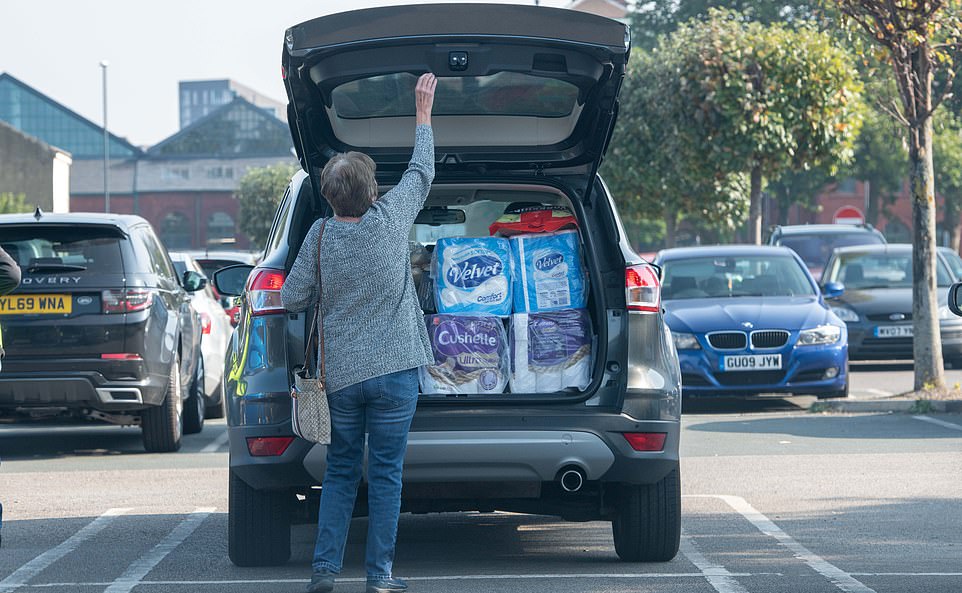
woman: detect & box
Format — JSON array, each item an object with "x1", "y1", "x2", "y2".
[{"x1": 281, "y1": 73, "x2": 437, "y2": 593}]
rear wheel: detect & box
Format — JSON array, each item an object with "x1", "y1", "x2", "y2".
[
  {"x1": 141, "y1": 356, "x2": 184, "y2": 452},
  {"x1": 183, "y1": 356, "x2": 206, "y2": 435},
  {"x1": 228, "y1": 466, "x2": 291, "y2": 566},
  {"x1": 612, "y1": 469, "x2": 681, "y2": 562}
]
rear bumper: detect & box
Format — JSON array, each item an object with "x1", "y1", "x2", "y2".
[
  {"x1": 0, "y1": 359, "x2": 165, "y2": 411},
  {"x1": 229, "y1": 413, "x2": 680, "y2": 491}
]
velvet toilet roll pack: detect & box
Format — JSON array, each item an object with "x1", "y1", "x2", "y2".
[
  {"x1": 433, "y1": 237, "x2": 512, "y2": 316},
  {"x1": 420, "y1": 314, "x2": 509, "y2": 395},
  {"x1": 509, "y1": 230, "x2": 588, "y2": 313},
  {"x1": 510, "y1": 308, "x2": 592, "y2": 393}
]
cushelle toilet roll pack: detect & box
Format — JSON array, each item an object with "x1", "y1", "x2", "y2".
[{"x1": 421, "y1": 206, "x2": 592, "y2": 395}]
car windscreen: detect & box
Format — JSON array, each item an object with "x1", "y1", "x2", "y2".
[
  {"x1": 1, "y1": 226, "x2": 124, "y2": 274},
  {"x1": 195, "y1": 259, "x2": 245, "y2": 280},
  {"x1": 825, "y1": 252, "x2": 953, "y2": 288},
  {"x1": 661, "y1": 255, "x2": 815, "y2": 299},
  {"x1": 331, "y1": 72, "x2": 580, "y2": 119},
  {"x1": 777, "y1": 233, "x2": 885, "y2": 268}
]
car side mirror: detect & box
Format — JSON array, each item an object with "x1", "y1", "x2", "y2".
[
  {"x1": 213, "y1": 264, "x2": 254, "y2": 297},
  {"x1": 822, "y1": 281, "x2": 845, "y2": 299},
  {"x1": 949, "y1": 282, "x2": 962, "y2": 316},
  {"x1": 182, "y1": 270, "x2": 207, "y2": 293}
]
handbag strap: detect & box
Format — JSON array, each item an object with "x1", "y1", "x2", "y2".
[{"x1": 302, "y1": 218, "x2": 328, "y2": 379}]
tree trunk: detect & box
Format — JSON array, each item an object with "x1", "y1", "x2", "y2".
[
  {"x1": 748, "y1": 165, "x2": 763, "y2": 244},
  {"x1": 664, "y1": 207, "x2": 678, "y2": 248},
  {"x1": 910, "y1": 114, "x2": 945, "y2": 390}
]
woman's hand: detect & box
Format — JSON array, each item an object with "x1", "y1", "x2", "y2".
[{"x1": 415, "y1": 73, "x2": 437, "y2": 126}]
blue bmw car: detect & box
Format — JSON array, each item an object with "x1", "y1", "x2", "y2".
[{"x1": 655, "y1": 245, "x2": 849, "y2": 398}]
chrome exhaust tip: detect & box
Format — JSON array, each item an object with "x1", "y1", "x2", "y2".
[{"x1": 560, "y1": 468, "x2": 585, "y2": 493}]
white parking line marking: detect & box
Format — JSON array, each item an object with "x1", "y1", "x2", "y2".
[
  {"x1": 0, "y1": 508, "x2": 130, "y2": 593},
  {"x1": 200, "y1": 431, "x2": 229, "y2": 453},
  {"x1": 861, "y1": 388, "x2": 893, "y2": 397},
  {"x1": 688, "y1": 495, "x2": 878, "y2": 593},
  {"x1": 912, "y1": 415, "x2": 962, "y2": 432},
  {"x1": 24, "y1": 573, "x2": 767, "y2": 588},
  {"x1": 680, "y1": 534, "x2": 750, "y2": 593},
  {"x1": 103, "y1": 508, "x2": 215, "y2": 593},
  {"x1": 851, "y1": 572, "x2": 962, "y2": 576}
]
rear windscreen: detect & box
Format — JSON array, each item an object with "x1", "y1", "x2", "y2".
[
  {"x1": 1, "y1": 227, "x2": 124, "y2": 274},
  {"x1": 777, "y1": 233, "x2": 885, "y2": 268},
  {"x1": 331, "y1": 72, "x2": 580, "y2": 119}
]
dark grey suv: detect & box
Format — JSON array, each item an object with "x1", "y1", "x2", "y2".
[{"x1": 215, "y1": 3, "x2": 681, "y2": 567}]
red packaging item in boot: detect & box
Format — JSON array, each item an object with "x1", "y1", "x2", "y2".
[{"x1": 489, "y1": 205, "x2": 578, "y2": 237}]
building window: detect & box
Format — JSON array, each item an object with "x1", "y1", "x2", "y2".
[
  {"x1": 160, "y1": 211, "x2": 192, "y2": 249},
  {"x1": 207, "y1": 211, "x2": 236, "y2": 247},
  {"x1": 162, "y1": 166, "x2": 190, "y2": 181},
  {"x1": 206, "y1": 166, "x2": 234, "y2": 179}
]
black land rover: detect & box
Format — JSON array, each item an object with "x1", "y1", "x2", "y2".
[
  {"x1": 0, "y1": 212, "x2": 206, "y2": 452},
  {"x1": 215, "y1": 4, "x2": 681, "y2": 567}
]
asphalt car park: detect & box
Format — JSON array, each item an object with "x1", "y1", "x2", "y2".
[{"x1": 1, "y1": 394, "x2": 960, "y2": 593}]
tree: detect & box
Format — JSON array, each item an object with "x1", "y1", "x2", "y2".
[
  {"x1": 236, "y1": 162, "x2": 299, "y2": 249},
  {"x1": 658, "y1": 11, "x2": 864, "y2": 244},
  {"x1": 849, "y1": 107, "x2": 908, "y2": 226},
  {"x1": 603, "y1": 46, "x2": 749, "y2": 248},
  {"x1": 836, "y1": 0, "x2": 962, "y2": 391},
  {"x1": 934, "y1": 108, "x2": 962, "y2": 250},
  {"x1": 630, "y1": 0, "x2": 819, "y2": 50},
  {"x1": 0, "y1": 192, "x2": 30, "y2": 214},
  {"x1": 766, "y1": 166, "x2": 835, "y2": 225}
]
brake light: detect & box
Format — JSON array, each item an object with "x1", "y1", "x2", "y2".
[
  {"x1": 200, "y1": 312, "x2": 212, "y2": 335},
  {"x1": 247, "y1": 269, "x2": 286, "y2": 316},
  {"x1": 102, "y1": 288, "x2": 153, "y2": 314},
  {"x1": 247, "y1": 436, "x2": 295, "y2": 456},
  {"x1": 101, "y1": 353, "x2": 143, "y2": 360},
  {"x1": 622, "y1": 432, "x2": 667, "y2": 451},
  {"x1": 626, "y1": 265, "x2": 661, "y2": 313}
]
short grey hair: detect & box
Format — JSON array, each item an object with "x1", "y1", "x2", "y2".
[{"x1": 319, "y1": 151, "x2": 377, "y2": 217}]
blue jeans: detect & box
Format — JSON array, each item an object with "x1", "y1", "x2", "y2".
[{"x1": 312, "y1": 367, "x2": 419, "y2": 579}]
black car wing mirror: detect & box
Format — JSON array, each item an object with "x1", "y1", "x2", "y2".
[
  {"x1": 213, "y1": 264, "x2": 254, "y2": 297},
  {"x1": 182, "y1": 270, "x2": 207, "y2": 293},
  {"x1": 949, "y1": 282, "x2": 962, "y2": 317}
]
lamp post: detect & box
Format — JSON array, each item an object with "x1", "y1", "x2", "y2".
[{"x1": 100, "y1": 60, "x2": 110, "y2": 213}]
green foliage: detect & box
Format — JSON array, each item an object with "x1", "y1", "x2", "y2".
[
  {"x1": 666, "y1": 10, "x2": 864, "y2": 180},
  {"x1": 933, "y1": 107, "x2": 962, "y2": 243},
  {"x1": 630, "y1": 0, "x2": 819, "y2": 50},
  {"x1": 236, "y1": 162, "x2": 299, "y2": 249},
  {"x1": 605, "y1": 10, "x2": 864, "y2": 245},
  {"x1": 848, "y1": 107, "x2": 908, "y2": 224},
  {"x1": 0, "y1": 192, "x2": 30, "y2": 214}
]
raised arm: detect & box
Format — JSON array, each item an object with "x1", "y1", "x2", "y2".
[
  {"x1": 280, "y1": 219, "x2": 321, "y2": 312},
  {"x1": 372, "y1": 73, "x2": 437, "y2": 230}
]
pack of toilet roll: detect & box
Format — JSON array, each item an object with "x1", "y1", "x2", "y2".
[
  {"x1": 510, "y1": 308, "x2": 592, "y2": 393},
  {"x1": 433, "y1": 237, "x2": 512, "y2": 316},
  {"x1": 510, "y1": 230, "x2": 588, "y2": 313},
  {"x1": 420, "y1": 314, "x2": 509, "y2": 395}
]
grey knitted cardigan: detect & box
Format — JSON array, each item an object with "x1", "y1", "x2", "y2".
[{"x1": 280, "y1": 125, "x2": 435, "y2": 394}]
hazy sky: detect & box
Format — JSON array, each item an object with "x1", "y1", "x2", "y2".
[{"x1": 1, "y1": 0, "x2": 569, "y2": 148}]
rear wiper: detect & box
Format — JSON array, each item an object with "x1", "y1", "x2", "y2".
[{"x1": 26, "y1": 264, "x2": 88, "y2": 273}]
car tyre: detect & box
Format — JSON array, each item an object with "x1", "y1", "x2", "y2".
[
  {"x1": 817, "y1": 375, "x2": 850, "y2": 400},
  {"x1": 204, "y1": 379, "x2": 226, "y2": 419},
  {"x1": 141, "y1": 355, "x2": 184, "y2": 452},
  {"x1": 612, "y1": 468, "x2": 681, "y2": 562},
  {"x1": 183, "y1": 356, "x2": 206, "y2": 435},
  {"x1": 228, "y1": 466, "x2": 291, "y2": 566}
]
